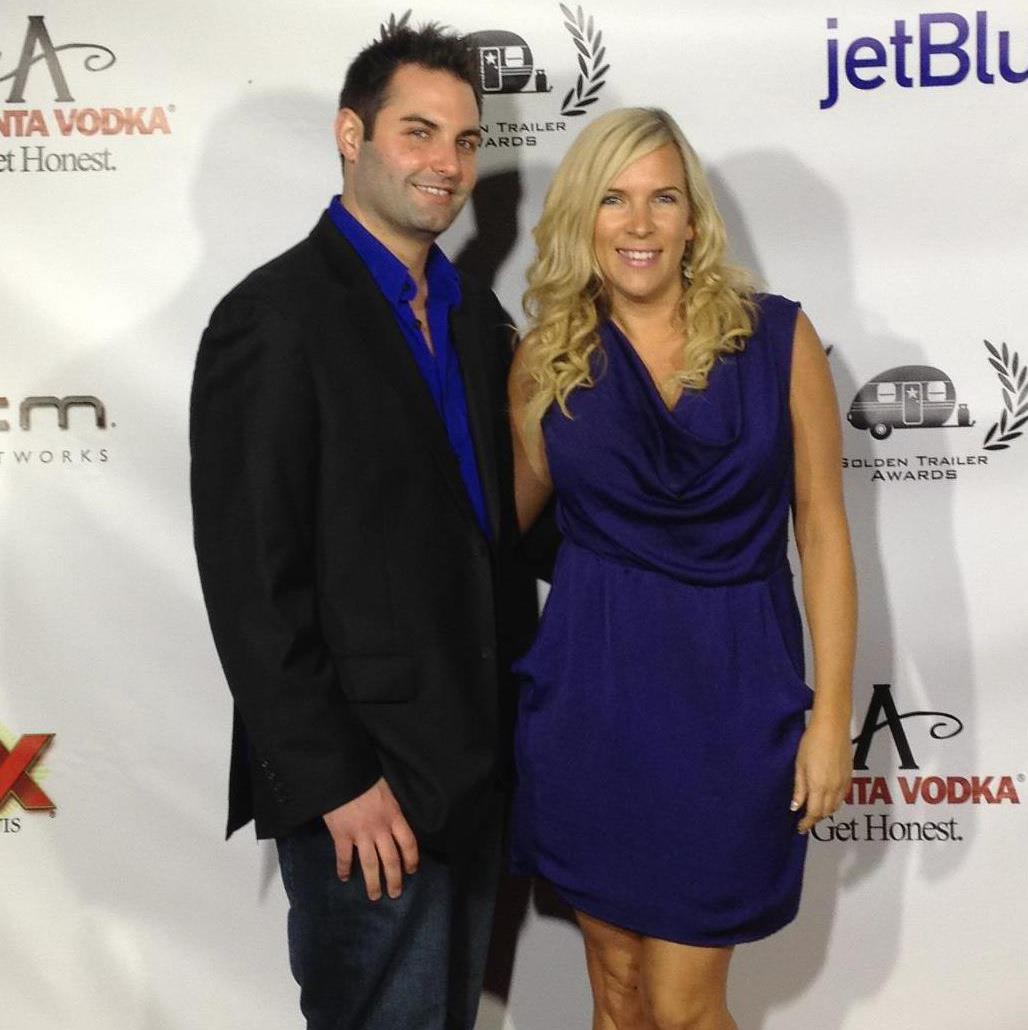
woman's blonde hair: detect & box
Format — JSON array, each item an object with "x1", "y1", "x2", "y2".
[{"x1": 519, "y1": 107, "x2": 756, "y2": 430}]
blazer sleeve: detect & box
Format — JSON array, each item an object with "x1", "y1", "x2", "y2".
[
  {"x1": 190, "y1": 290, "x2": 382, "y2": 827},
  {"x1": 490, "y1": 295, "x2": 562, "y2": 581}
]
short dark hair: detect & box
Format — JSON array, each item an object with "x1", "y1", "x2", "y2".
[{"x1": 339, "y1": 24, "x2": 482, "y2": 139}]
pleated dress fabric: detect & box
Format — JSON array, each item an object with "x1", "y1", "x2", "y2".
[{"x1": 510, "y1": 294, "x2": 813, "y2": 946}]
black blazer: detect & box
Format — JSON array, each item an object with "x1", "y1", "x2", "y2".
[{"x1": 190, "y1": 212, "x2": 537, "y2": 853}]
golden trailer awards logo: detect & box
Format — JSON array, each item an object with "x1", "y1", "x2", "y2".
[
  {"x1": 981, "y1": 340, "x2": 1028, "y2": 451},
  {"x1": 384, "y1": 5, "x2": 609, "y2": 150},
  {"x1": 0, "y1": 15, "x2": 173, "y2": 175},
  {"x1": 841, "y1": 339, "x2": 1025, "y2": 484},
  {"x1": 811, "y1": 684, "x2": 1022, "y2": 845}
]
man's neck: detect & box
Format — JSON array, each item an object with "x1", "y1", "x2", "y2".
[{"x1": 340, "y1": 193, "x2": 431, "y2": 285}]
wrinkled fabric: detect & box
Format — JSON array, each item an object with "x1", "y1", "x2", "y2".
[{"x1": 511, "y1": 294, "x2": 814, "y2": 946}]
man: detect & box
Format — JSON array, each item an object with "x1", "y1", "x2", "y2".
[{"x1": 190, "y1": 25, "x2": 536, "y2": 1029}]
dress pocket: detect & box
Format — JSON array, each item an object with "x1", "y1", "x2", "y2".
[
  {"x1": 334, "y1": 653, "x2": 417, "y2": 702},
  {"x1": 761, "y1": 571, "x2": 813, "y2": 705}
]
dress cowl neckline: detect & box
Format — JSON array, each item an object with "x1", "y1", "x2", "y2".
[
  {"x1": 601, "y1": 321, "x2": 741, "y2": 451},
  {"x1": 602, "y1": 320, "x2": 743, "y2": 450}
]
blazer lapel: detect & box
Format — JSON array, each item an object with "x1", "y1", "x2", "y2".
[
  {"x1": 344, "y1": 288, "x2": 484, "y2": 528},
  {"x1": 450, "y1": 300, "x2": 501, "y2": 542},
  {"x1": 313, "y1": 213, "x2": 492, "y2": 536}
]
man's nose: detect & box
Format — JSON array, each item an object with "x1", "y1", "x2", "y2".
[{"x1": 430, "y1": 140, "x2": 461, "y2": 179}]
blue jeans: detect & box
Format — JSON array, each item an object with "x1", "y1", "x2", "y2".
[{"x1": 276, "y1": 811, "x2": 503, "y2": 1030}]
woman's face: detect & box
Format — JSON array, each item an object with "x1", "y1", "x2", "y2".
[{"x1": 592, "y1": 142, "x2": 695, "y2": 312}]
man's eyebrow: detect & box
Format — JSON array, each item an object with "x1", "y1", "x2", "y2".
[{"x1": 399, "y1": 114, "x2": 439, "y2": 130}]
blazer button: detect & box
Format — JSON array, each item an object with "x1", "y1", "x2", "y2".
[{"x1": 480, "y1": 645, "x2": 495, "y2": 660}]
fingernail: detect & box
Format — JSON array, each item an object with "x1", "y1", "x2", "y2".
[{"x1": 789, "y1": 800, "x2": 800, "y2": 811}]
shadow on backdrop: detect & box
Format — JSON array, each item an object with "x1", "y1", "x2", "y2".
[{"x1": 711, "y1": 149, "x2": 974, "y2": 1028}]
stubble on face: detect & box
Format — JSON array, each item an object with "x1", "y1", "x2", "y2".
[{"x1": 340, "y1": 64, "x2": 482, "y2": 260}]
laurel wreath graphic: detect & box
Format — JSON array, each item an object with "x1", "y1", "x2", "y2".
[
  {"x1": 982, "y1": 340, "x2": 1028, "y2": 451},
  {"x1": 380, "y1": 9, "x2": 412, "y2": 40},
  {"x1": 559, "y1": 5, "x2": 609, "y2": 117}
]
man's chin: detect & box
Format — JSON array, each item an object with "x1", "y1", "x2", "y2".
[{"x1": 410, "y1": 210, "x2": 463, "y2": 238}]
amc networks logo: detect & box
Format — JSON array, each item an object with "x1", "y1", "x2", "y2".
[
  {"x1": 0, "y1": 394, "x2": 108, "y2": 431},
  {"x1": 0, "y1": 732, "x2": 55, "y2": 820}
]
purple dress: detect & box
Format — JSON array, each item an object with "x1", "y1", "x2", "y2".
[{"x1": 510, "y1": 294, "x2": 813, "y2": 946}]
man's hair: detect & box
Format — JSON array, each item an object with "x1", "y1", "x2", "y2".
[{"x1": 339, "y1": 24, "x2": 482, "y2": 139}]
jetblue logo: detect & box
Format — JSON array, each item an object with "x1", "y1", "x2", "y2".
[{"x1": 821, "y1": 11, "x2": 1028, "y2": 109}]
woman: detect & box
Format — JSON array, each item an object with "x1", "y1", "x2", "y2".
[{"x1": 508, "y1": 108, "x2": 856, "y2": 1029}]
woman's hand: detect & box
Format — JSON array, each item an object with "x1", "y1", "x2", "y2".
[{"x1": 791, "y1": 716, "x2": 852, "y2": 834}]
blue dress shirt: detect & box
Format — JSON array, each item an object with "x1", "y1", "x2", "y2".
[{"x1": 327, "y1": 196, "x2": 491, "y2": 539}]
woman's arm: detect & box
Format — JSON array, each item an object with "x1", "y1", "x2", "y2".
[
  {"x1": 508, "y1": 344, "x2": 555, "y2": 532},
  {"x1": 789, "y1": 310, "x2": 857, "y2": 834}
]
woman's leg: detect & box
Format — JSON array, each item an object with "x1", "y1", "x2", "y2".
[
  {"x1": 575, "y1": 911, "x2": 650, "y2": 1030},
  {"x1": 638, "y1": 938, "x2": 736, "y2": 1030}
]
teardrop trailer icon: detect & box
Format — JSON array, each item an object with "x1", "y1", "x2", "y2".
[{"x1": 847, "y1": 365, "x2": 973, "y2": 440}]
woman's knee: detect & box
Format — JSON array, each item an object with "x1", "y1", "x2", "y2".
[
  {"x1": 645, "y1": 993, "x2": 733, "y2": 1030},
  {"x1": 578, "y1": 912, "x2": 646, "y2": 1024},
  {"x1": 639, "y1": 939, "x2": 734, "y2": 1030}
]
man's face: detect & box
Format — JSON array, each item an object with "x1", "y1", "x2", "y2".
[{"x1": 337, "y1": 64, "x2": 482, "y2": 251}]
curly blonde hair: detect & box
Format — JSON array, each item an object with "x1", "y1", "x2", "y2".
[{"x1": 519, "y1": 107, "x2": 756, "y2": 431}]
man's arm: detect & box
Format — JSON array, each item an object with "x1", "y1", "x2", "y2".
[{"x1": 190, "y1": 292, "x2": 417, "y2": 896}]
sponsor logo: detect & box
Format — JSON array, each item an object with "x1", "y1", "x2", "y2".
[
  {"x1": 469, "y1": 3, "x2": 610, "y2": 149},
  {"x1": 981, "y1": 340, "x2": 1028, "y2": 451},
  {"x1": 841, "y1": 340, "x2": 1024, "y2": 483},
  {"x1": 382, "y1": 7, "x2": 609, "y2": 148},
  {"x1": 846, "y1": 365, "x2": 974, "y2": 441},
  {"x1": 0, "y1": 15, "x2": 173, "y2": 174},
  {"x1": 0, "y1": 392, "x2": 112, "y2": 467},
  {"x1": 812, "y1": 684, "x2": 1022, "y2": 845},
  {"x1": 469, "y1": 31, "x2": 551, "y2": 96},
  {"x1": 0, "y1": 730, "x2": 55, "y2": 821},
  {"x1": 821, "y1": 10, "x2": 1028, "y2": 110}
]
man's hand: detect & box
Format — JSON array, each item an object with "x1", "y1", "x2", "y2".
[{"x1": 322, "y1": 778, "x2": 419, "y2": 901}]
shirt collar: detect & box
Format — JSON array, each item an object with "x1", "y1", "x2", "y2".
[{"x1": 328, "y1": 195, "x2": 461, "y2": 308}]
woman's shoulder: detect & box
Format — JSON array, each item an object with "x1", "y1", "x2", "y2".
[
  {"x1": 746, "y1": 293, "x2": 804, "y2": 391},
  {"x1": 752, "y1": 291, "x2": 802, "y2": 326}
]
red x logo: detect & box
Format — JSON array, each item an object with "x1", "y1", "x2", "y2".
[{"x1": 0, "y1": 734, "x2": 55, "y2": 812}]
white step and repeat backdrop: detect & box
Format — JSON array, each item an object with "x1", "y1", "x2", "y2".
[{"x1": 2, "y1": 2, "x2": 1026, "y2": 1027}]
